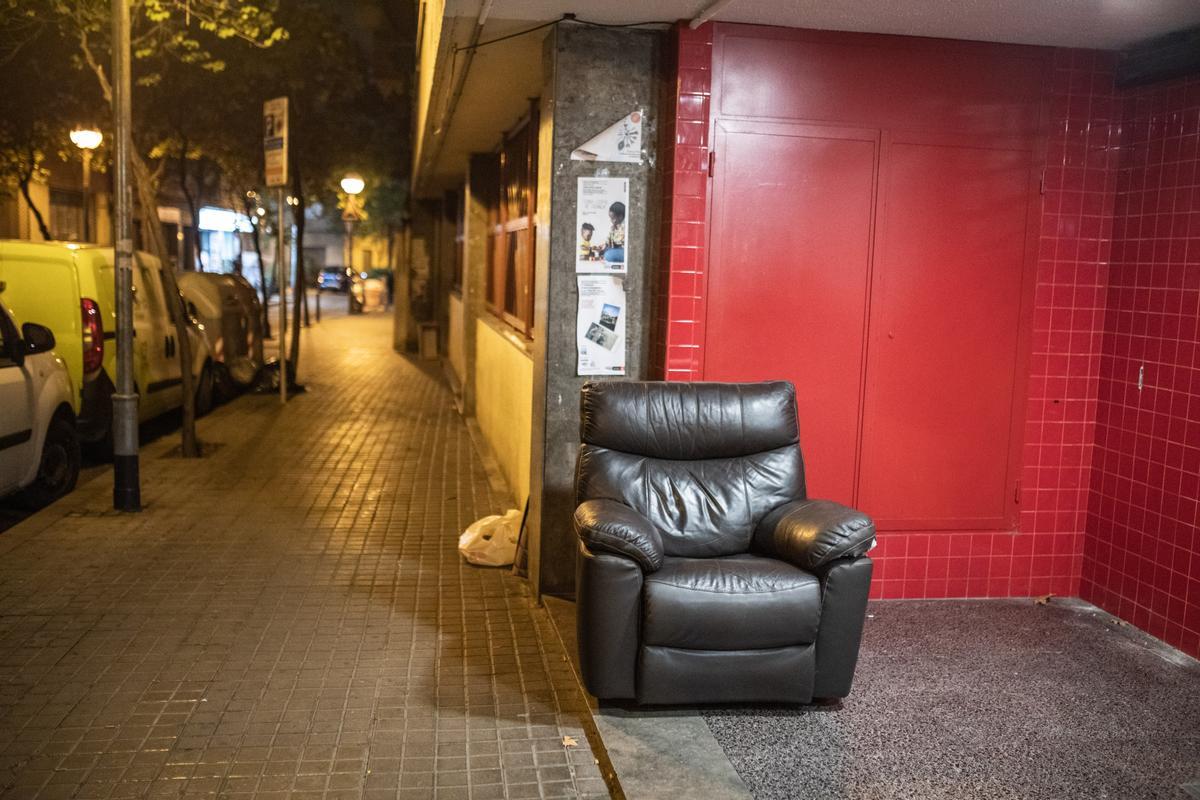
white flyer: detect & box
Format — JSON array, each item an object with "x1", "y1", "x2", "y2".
[
  {"x1": 576, "y1": 177, "x2": 629, "y2": 274},
  {"x1": 577, "y1": 275, "x2": 626, "y2": 376},
  {"x1": 570, "y1": 110, "x2": 644, "y2": 163}
]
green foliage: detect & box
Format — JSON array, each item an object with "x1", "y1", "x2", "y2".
[
  {"x1": 1, "y1": 0, "x2": 412, "y2": 234},
  {"x1": 0, "y1": 11, "x2": 100, "y2": 198}
]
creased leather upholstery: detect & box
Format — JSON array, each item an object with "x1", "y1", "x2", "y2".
[
  {"x1": 638, "y1": 645, "x2": 814, "y2": 704},
  {"x1": 577, "y1": 445, "x2": 802, "y2": 557},
  {"x1": 576, "y1": 541, "x2": 641, "y2": 700},
  {"x1": 580, "y1": 380, "x2": 801, "y2": 460},
  {"x1": 643, "y1": 554, "x2": 820, "y2": 650},
  {"x1": 573, "y1": 380, "x2": 874, "y2": 705},
  {"x1": 574, "y1": 499, "x2": 664, "y2": 572},
  {"x1": 753, "y1": 499, "x2": 876, "y2": 571},
  {"x1": 811, "y1": 557, "x2": 874, "y2": 699}
]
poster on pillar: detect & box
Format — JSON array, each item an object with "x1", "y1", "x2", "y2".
[
  {"x1": 570, "y1": 110, "x2": 643, "y2": 164},
  {"x1": 577, "y1": 275, "x2": 626, "y2": 376},
  {"x1": 576, "y1": 177, "x2": 628, "y2": 274}
]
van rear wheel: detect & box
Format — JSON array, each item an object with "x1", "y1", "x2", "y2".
[
  {"x1": 195, "y1": 362, "x2": 215, "y2": 417},
  {"x1": 16, "y1": 417, "x2": 81, "y2": 509}
]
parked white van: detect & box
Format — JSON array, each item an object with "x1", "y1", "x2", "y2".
[
  {"x1": 0, "y1": 304, "x2": 80, "y2": 507},
  {"x1": 178, "y1": 271, "x2": 264, "y2": 396},
  {"x1": 0, "y1": 242, "x2": 213, "y2": 449}
]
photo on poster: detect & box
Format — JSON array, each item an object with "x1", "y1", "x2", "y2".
[
  {"x1": 599, "y1": 303, "x2": 620, "y2": 331},
  {"x1": 577, "y1": 275, "x2": 626, "y2": 376},
  {"x1": 576, "y1": 177, "x2": 629, "y2": 274},
  {"x1": 585, "y1": 323, "x2": 619, "y2": 350}
]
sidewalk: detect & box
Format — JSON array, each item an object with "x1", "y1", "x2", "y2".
[{"x1": 0, "y1": 314, "x2": 608, "y2": 800}]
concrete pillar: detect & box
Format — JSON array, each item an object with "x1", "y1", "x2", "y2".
[
  {"x1": 460, "y1": 154, "x2": 498, "y2": 415},
  {"x1": 434, "y1": 190, "x2": 457, "y2": 354},
  {"x1": 392, "y1": 226, "x2": 413, "y2": 352},
  {"x1": 527, "y1": 24, "x2": 661, "y2": 598}
]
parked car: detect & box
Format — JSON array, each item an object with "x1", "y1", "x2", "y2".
[
  {"x1": 178, "y1": 271, "x2": 265, "y2": 397},
  {"x1": 0, "y1": 304, "x2": 80, "y2": 507},
  {"x1": 318, "y1": 267, "x2": 350, "y2": 292},
  {"x1": 0, "y1": 241, "x2": 214, "y2": 449}
]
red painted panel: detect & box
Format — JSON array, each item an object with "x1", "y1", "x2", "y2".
[
  {"x1": 716, "y1": 29, "x2": 1045, "y2": 140},
  {"x1": 663, "y1": 26, "x2": 1138, "y2": 606},
  {"x1": 704, "y1": 121, "x2": 877, "y2": 503},
  {"x1": 858, "y1": 135, "x2": 1034, "y2": 529}
]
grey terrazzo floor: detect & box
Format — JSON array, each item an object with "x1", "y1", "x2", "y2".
[
  {"x1": 705, "y1": 598, "x2": 1200, "y2": 800},
  {"x1": 0, "y1": 313, "x2": 607, "y2": 799}
]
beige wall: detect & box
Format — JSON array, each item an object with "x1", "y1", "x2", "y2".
[
  {"x1": 0, "y1": 183, "x2": 50, "y2": 241},
  {"x1": 447, "y1": 292, "x2": 465, "y2": 385},
  {"x1": 475, "y1": 318, "x2": 533, "y2": 508},
  {"x1": 413, "y1": 0, "x2": 447, "y2": 180}
]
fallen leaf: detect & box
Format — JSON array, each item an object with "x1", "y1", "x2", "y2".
[
  {"x1": 562, "y1": 736, "x2": 578, "y2": 748},
  {"x1": 1034, "y1": 593, "x2": 1054, "y2": 606}
]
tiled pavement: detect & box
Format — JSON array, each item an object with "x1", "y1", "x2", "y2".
[{"x1": 0, "y1": 313, "x2": 608, "y2": 799}]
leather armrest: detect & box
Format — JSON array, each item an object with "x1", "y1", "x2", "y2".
[
  {"x1": 573, "y1": 499, "x2": 664, "y2": 572},
  {"x1": 753, "y1": 499, "x2": 875, "y2": 571}
]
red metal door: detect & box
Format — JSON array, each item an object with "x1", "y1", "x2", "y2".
[
  {"x1": 704, "y1": 121, "x2": 878, "y2": 503},
  {"x1": 857, "y1": 132, "x2": 1035, "y2": 529}
]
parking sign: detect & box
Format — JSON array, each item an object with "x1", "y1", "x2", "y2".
[{"x1": 263, "y1": 97, "x2": 289, "y2": 187}]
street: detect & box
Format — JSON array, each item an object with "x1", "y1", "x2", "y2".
[
  {"x1": 0, "y1": 310, "x2": 605, "y2": 799},
  {"x1": 0, "y1": 289, "x2": 352, "y2": 535}
]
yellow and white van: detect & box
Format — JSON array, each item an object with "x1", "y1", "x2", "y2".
[{"x1": 0, "y1": 241, "x2": 213, "y2": 446}]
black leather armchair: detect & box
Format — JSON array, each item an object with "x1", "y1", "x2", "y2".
[{"x1": 574, "y1": 381, "x2": 876, "y2": 704}]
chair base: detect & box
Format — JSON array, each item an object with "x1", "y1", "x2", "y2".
[{"x1": 636, "y1": 644, "x2": 815, "y2": 705}]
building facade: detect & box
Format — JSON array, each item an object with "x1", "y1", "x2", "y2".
[{"x1": 408, "y1": 5, "x2": 1200, "y2": 659}]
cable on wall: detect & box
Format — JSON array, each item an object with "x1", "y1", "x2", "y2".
[{"x1": 454, "y1": 13, "x2": 675, "y2": 54}]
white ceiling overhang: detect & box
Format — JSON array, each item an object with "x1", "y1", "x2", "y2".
[{"x1": 414, "y1": 0, "x2": 1200, "y2": 195}]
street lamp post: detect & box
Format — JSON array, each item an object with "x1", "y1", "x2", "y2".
[
  {"x1": 69, "y1": 128, "x2": 102, "y2": 243},
  {"x1": 340, "y1": 173, "x2": 364, "y2": 314},
  {"x1": 110, "y1": 0, "x2": 139, "y2": 511}
]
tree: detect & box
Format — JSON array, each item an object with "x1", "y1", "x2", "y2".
[
  {"x1": 264, "y1": 0, "x2": 410, "y2": 375},
  {"x1": 244, "y1": 0, "x2": 364, "y2": 376},
  {"x1": 0, "y1": 13, "x2": 99, "y2": 241},
  {"x1": 4, "y1": 0, "x2": 285, "y2": 457},
  {"x1": 0, "y1": 136, "x2": 53, "y2": 241},
  {"x1": 359, "y1": 177, "x2": 408, "y2": 273}
]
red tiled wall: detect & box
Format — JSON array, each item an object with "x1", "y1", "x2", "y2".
[
  {"x1": 1009, "y1": 50, "x2": 1120, "y2": 598},
  {"x1": 656, "y1": 30, "x2": 1118, "y2": 601},
  {"x1": 657, "y1": 23, "x2": 711, "y2": 382},
  {"x1": 1081, "y1": 75, "x2": 1200, "y2": 659}
]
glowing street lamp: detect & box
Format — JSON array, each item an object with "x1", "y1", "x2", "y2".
[
  {"x1": 340, "y1": 173, "x2": 365, "y2": 196},
  {"x1": 341, "y1": 173, "x2": 365, "y2": 313},
  {"x1": 70, "y1": 128, "x2": 103, "y2": 150},
  {"x1": 70, "y1": 128, "x2": 103, "y2": 242}
]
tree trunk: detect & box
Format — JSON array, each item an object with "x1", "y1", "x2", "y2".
[
  {"x1": 244, "y1": 195, "x2": 271, "y2": 339},
  {"x1": 18, "y1": 172, "x2": 52, "y2": 241},
  {"x1": 302, "y1": 273, "x2": 310, "y2": 327},
  {"x1": 289, "y1": 165, "x2": 304, "y2": 373},
  {"x1": 177, "y1": 141, "x2": 201, "y2": 270},
  {"x1": 131, "y1": 152, "x2": 197, "y2": 455},
  {"x1": 159, "y1": 256, "x2": 201, "y2": 457},
  {"x1": 76, "y1": 30, "x2": 197, "y2": 453},
  {"x1": 130, "y1": 152, "x2": 171, "y2": 267}
]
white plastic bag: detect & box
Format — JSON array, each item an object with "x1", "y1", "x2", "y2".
[{"x1": 458, "y1": 509, "x2": 522, "y2": 566}]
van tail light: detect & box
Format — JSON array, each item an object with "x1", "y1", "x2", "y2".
[{"x1": 81, "y1": 298, "x2": 104, "y2": 374}]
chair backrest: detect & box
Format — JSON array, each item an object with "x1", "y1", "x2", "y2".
[{"x1": 577, "y1": 381, "x2": 807, "y2": 558}]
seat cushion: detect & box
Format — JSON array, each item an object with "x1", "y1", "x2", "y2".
[{"x1": 642, "y1": 554, "x2": 821, "y2": 650}]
